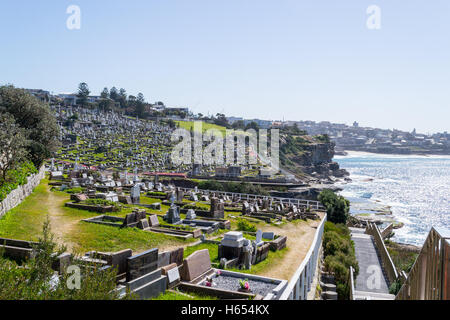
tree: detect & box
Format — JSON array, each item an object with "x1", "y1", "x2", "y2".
[
  {"x1": 109, "y1": 87, "x2": 119, "y2": 101},
  {"x1": 0, "y1": 113, "x2": 27, "y2": 182},
  {"x1": 135, "y1": 93, "x2": 145, "y2": 118},
  {"x1": 0, "y1": 85, "x2": 60, "y2": 167},
  {"x1": 245, "y1": 121, "x2": 260, "y2": 131},
  {"x1": 77, "y1": 82, "x2": 90, "y2": 107},
  {"x1": 98, "y1": 98, "x2": 115, "y2": 112},
  {"x1": 118, "y1": 88, "x2": 127, "y2": 108},
  {"x1": 100, "y1": 87, "x2": 109, "y2": 99},
  {"x1": 318, "y1": 189, "x2": 350, "y2": 224},
  {"x1": 214, "y1": 113, "x2": 229, "y2": 127}
]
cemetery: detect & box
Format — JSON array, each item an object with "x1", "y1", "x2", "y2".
[{"x1": 0, "y1": 105, "x2": 326, "y2": 300}]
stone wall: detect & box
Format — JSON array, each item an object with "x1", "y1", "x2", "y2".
[{"x1": 0, "y1": 165, "x2": 46, "y2": 218}]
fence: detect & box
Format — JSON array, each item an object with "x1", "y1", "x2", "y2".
[
  {"x1": 396, "y1": 227, "x2": 450, "y2": 300},
  {"x1": 366, "y1": 222, "x2": 398, "y2": 285},
  {"x1": 178, "y1": 187, "x2": 325, "y2": 210},
  {"x1": 279, "y1": 214, "x2": 327, "y2": 300}
]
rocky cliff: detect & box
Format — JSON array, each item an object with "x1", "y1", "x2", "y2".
[{"x1": 279, "y1": 131, "x2": 349, "y2": 184}]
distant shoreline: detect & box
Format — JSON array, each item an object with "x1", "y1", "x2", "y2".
[{"x1": 334, "y1": 150, "x2": 450, "y2": 159}]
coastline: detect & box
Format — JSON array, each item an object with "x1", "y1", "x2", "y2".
[
  {"x1": 332, "y1": 151, "x2": 450, "y2": 247},
  {"x1": 335, "y1": 150, "x2": 450, "y2": 159}
]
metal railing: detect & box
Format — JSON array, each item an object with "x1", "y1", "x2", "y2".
[
  {"x1": 396, "y1": 227, "x2": 450, "y2": 300},
  {"x1": 349, "y1": 266, "x2": 356, "y2": 300},
  {"x1": 178, "y1": 187, "x2": 325, "y2": 210},
  {"x1": 279, "y1": 214, "x2": 327, "y2": 300},
  {"x1": 366, "y1": 222, "x2": 398, "y2": 285}
]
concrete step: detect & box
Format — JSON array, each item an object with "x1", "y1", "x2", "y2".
[
  {"x1": 321, "y1": 291, "x2": 338, "y2": 300},
  {"x1": 319, "y1": 281, "x2": 337, "y2": 292},
  {"x1": 353, "y1": 290, "x2": 395, "y2": 300}
]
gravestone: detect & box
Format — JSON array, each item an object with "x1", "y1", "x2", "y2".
[
  {"x1": 126, "y1": 268, "x2": 167, "y2": 299},
  {"x1": 256, "y1": 230, "x2": 264, "y2": 246},
  {"x1": 130, "y1": 184, "x2": 140, "y2": 204},
  {"x1": 137, "y1": 219, "x2": 150, "y2": 230},
  {"x1": 167, "y1": 267, "x2": 180, "y2": 288},
  {"x1": 242, "y1": 201, "x2": 250, "y2": 215},
  {"x1": 242, "y1": 239, "x2": 254, "y2": 270},
  {"x1": 186, "y1": 209, "x2": 196, "y2": 220},
  {"x1": 210, "y1": 197, "x2": 224, "y2": 219},
  {"x1": 148, "y1": 215, "x2": 160, "y2": 227},
  {"x1": 219, "y1": 231, "x2": 245, "y2": 261},
  {"x1": 157, "y1": 251, "x2": 171, "y2": 268},
  {"x1": 126, "y1": 248, "x2": 159, "y2": 281},
  {"x1": 262, "y1": 232, "x2": 275, "y2": 240},
  {"x1": 164, "y1": 205, "x2": 181, "y2": 224},
  {"x1": 176, "y1": 188, "x2": 184, "y2": 202},
  {"x1": 169, "y1": 247, "x2": 184, "y2": 266},
  {"x1": 180, "y1": 249, "x2": 212, "y2": 282}
]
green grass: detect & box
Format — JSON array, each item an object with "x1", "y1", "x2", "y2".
[
  {"x1": 226, "y1": 247, "x2": 289, "y2": 275},
  {"x1": 175, "y1": 120, "x2": 227, "y2": 135},
  {"x1": 0, "y1": 179, "x2": 196, "y2": 254},
  {"x1": 0, "y1": 179, "x2": 50, "y2": 241},
  {"x1": 69, "y1": 222, "x2": 196, "y2": 254},
  {"x1": 184, "y1": 242, "x2": 219, "y2": 263},
  {"x1": 151, "y1": 290, "x2": 218, "y2": 300}
]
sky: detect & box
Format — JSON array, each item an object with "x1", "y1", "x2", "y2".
[{"x1": 0, "y1": 0, "x2": 449, "y2": 134}]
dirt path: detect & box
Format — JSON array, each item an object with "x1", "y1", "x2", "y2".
[
  {"x1": 45, "y1": 187, "x2": 77, "y2": 251},
  {"x1": 257, "y1": 214, "x2": 323, "y2": 280}
]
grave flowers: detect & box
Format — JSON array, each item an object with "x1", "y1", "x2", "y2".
[{"x1": 238, "y1": 279, "x2": 251, "y2": 292}]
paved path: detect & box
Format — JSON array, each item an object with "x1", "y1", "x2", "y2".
[{"x1": 350, "y1": 227, "x2": 395, "y2": 300}]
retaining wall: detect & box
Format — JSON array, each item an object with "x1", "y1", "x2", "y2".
[{"x1": 0, "y1": 166, "x2": 45, "y2": 218}]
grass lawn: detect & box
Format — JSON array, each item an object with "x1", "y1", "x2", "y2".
[
  {"x1": 175, "y1": 121, "x2": 227, "y2": 135},
  {"x1": 151, "y1": 290, "x2": 218, "y2": 300},
  {"x1": 68, "y1": 222, "x2": 195, "y2": 255},
  {"x1": 184, "y1": 242, "x2": 219, "y2": 263},
  {"x1": 226, "y1": 247, "x2": 289, "y2": 275},
  {"x1": 0, "y1": 179, "x2": 197, "y2": 254},
  {"x1": 0, "y1": 179, "x2": 51, "y2": 241}
]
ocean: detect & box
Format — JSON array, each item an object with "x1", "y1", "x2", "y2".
[{"x1": 334, "y1": 151, "x2": 450, "y2": 246}]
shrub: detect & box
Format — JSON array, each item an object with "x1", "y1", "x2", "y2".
[
  {"x1": 319, "y1": 190, "x2": 350, "y2": 224},
  {"x1": 237, "y1": 218, "x2": 257, "y2": 232},
  {"x1": 389, "y1": 279, "x2": 403, "y2": 295},
  {"x1": 322, "y1": 221, "x2": 358, "y2": 300},
  {"x1": 147, "y1": 191, "x2": 167, "y2": 197},
  {"x1": 0, "y1": 219, "x2": 127, "y2": 300},
  {"x1": 65, "y1": 187, "x2": 83, "y2": 194},
  {"x1": 0, "y1": 161, "x2": 38, "y2": 201},
  {"x1": 182, "y1": 203, "x2": 209, "y2": 211},
  {"x1": 84, "y1": 198, "x2": 120, "y2": 209}
]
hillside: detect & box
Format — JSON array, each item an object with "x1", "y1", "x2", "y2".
[{"x1": 279, "y1": 127, "x2": 349, "y2": 183}]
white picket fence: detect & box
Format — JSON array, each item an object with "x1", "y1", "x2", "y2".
[{"x1": 279, "y1": 214, "x2": 327, "y2": 300}]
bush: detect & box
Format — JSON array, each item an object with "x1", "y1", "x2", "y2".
[
  {"x1": 182, "y1": 203, "x2": 209, "y2": 211},
  {"x1": 0, "y1": 219, "x2": 127, "y2": 300},
  {"x1": 0, "y1": 161, "x2": 38, "y2": 201},
  {"x1": 319, "y1": 190, "x2": 350, "y2": 224},
  {"x1": 322, "y1": 221, "x2": 358, "y2": 300},
  {"x1": 84, "y1": 198, "x2": 120, "y2": 209},
  {"x1": 389, "y1": 279, "x2": 403, "y2": 295},
  {"x1": 147, "y1": 191, "x2": 167, "y2": 197},
  {"x1": 196, "y1": 180, "x2": 269, "y2": 196},
  {"x1": 65, "y1": 187, "x2": 83, "y2": 194},
  {"x1": 236, "y1": 218, "x2": 257, "y2": 232}
]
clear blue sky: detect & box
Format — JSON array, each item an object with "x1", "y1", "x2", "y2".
[{"x1": 1, "y1": 0, "x2": 449, "y2": 133}]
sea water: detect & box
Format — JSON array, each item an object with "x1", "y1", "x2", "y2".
[{"x1": 334, "y1": 151, "x2": 450, "y2": 246}]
